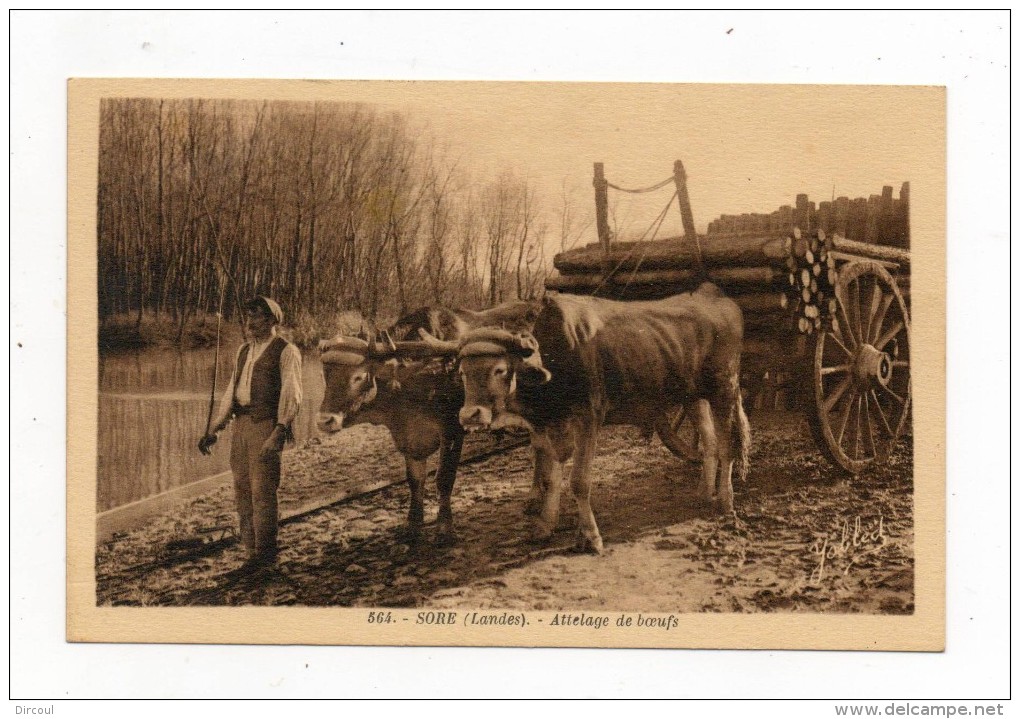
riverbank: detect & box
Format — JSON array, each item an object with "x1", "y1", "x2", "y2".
[
  {"x1": 99, "y1": 311, "x2": 241, "y2": 352},
  {"x1": 99, "y1": 308, "x2": 372, "y2": 352}
]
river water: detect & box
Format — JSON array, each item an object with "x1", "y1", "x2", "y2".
[{"x1": 97, "y1": 347, "x2": 325, "y2": 512}]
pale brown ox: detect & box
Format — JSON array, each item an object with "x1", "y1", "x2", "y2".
[
  {"x1": 316, "y1": 301, "x2": 539, "y2": 545},
  {"x1": 450, "y1": 285, "x2": 751, "y2": 554}
]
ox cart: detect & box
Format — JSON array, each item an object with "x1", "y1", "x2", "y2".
[{"x1": 546, "y1": 162, "x2": 911, "y2": 474}]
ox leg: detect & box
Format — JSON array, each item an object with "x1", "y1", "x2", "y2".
[
  {"x1": 435, "y1": 433, "x2": 464, "y2": 546},
  {"x1": 531, "y1": 436, "x2": 563, "y2": 543},
  {"x1": 714, "y1": 412, "x2": 736, "y2": 514},
  {"x1": 711, "y1": 371, "x2": 740, "y2": 514},
  {"x1": 696, "y1": 399, "x2": 720, "y2": 503},
  {"x1": 570, "y1": 429, "x2": 603, "y2": 555},
  {"x1": 403, "y1": 456, "x2": 427, "y2": 545},
  {"x1": 524, "y1": 443, "x2": 548, "y2": 516}
]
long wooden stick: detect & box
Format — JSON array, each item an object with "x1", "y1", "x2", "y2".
[
  {"x1": 593, "y1": 162, "x2": 611, "y2": 255},
  {"x1": 204, "y1": 282, "x2": 227, "y2": 436}
]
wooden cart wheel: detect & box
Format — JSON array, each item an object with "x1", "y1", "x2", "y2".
[
  {"x1": 656, "y1": 403, "x2": 700, "y2": 462},
  {"x1": 812, "y1": 260, "x2": 911, "y2": 473}
]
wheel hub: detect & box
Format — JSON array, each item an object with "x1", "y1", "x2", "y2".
[{"x1": 855, "y1": 344, "x2": 892, "y2": 387}]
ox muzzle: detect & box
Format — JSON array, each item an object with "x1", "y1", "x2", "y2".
[
  {"x1": 455, "y1": 329, "x2": 551, "y2": 432},
  {"x1": 316, "y1": 411, "x2": 348, "y2": 434},
  {"x1": 458, "y1": 403, "x2": 495, "y2": 432},
  {"x1": 317, "y1": 334, "x2": 382, "y2": 435},
  {"x1": 317, "y1": 330, "x2": 460, "y2": 435}
]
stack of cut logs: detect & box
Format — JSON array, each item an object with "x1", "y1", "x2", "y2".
[
  {"x1": 706, "y1": 184, "x2": 909, "y2": 250},
  {"x1": 547, "y1": 229, "x2": 910, "y2": 337},
  {"x1": 787, "y1": 228, "x2": 837, "y2": 336}
]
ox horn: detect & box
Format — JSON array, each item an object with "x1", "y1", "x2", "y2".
[
  {"x1": 510, "y1": 332, "x2": 540, "y2": 358},
  {"x1": 457, "y1": 327, "x2": 523, "y2": 359},
  {"x1": 320, "y1": 335, "x2": 371, "y2": 353},
  {"x1": 417, "y1": 328, "x2": 460, "y2": 355},
  {"x1": 460, "y1": 327, "x2": 518, "y2": 347},
  {"x1": 319, "y1": 334, "x2": 374, "y2": 366}
]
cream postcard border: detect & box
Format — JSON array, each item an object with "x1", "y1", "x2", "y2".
[{"x1": 66, "y1": 78, "x2": 945, "y2": 650}]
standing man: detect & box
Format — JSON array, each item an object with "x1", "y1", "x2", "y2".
[{"x1": 199, "y1": 296, "x2": 303, "y2": 575}]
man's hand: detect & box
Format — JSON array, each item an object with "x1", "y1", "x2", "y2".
[
  {"x1": 260, "y1": 424, "x2": 287, "y2": 457},
  {"x1": 198, "y1": 433, "x2": 218, "y2": 455}
]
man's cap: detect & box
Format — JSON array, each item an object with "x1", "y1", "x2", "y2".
[{"x1": 245, "y1": 296, "x2": 284, "y2": 324}]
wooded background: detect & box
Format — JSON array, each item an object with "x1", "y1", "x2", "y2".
[{"x1": 98, "y1": 98, "x2": 583, "y2": 339}]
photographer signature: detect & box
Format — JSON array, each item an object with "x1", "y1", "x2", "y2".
[{"x1": 809, "y1": 515, "x2": 886, "y2": 583}]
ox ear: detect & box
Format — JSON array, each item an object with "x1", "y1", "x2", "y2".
[
  {"x1": 525, "y1": 305, "x2": 540, "y2": 327},
  {"x1": 513, "y1": 333, "x2": 551, "y2": 385},
  {"x1": 378, "y1": 358, "x2": 402, "y2": 391},
  {"x1": 380, "y1": 329, "x2": 397, "y2": 353},
  {"x1": 517, "y1": 363, "x2": 552, "y2": 386}
]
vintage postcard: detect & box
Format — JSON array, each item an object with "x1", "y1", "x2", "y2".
[{"x1": 67, "y1": 79, "x2": 945, "y2": 649}]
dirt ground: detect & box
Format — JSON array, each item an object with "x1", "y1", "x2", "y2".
[{"x1": 96, "y1": 411, "x2": 913, "y2": 614}]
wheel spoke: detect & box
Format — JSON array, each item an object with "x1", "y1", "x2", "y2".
[
  {"x1": 831, "y1": 314, "x2": 848, "y2": 347},
  {"x1": 827, "y1": 331, "x2": 853, "y2": 358},
  {"x1": 837, "y1": 301, "x2": 858, "y2": 349},
  {"x1": 835, "y1": 388, "x2": 854, "y2": 445},
  {"x1": 848, "y1": 395, "x2": 861, "y2": 461},
  {"x1": 865, "y1": 281, "x2": 882, "y2": 340},
  {"x1": 869, "y1": 389, "x2": 895, "y2": 438},
  {"x1": 868, "y1": 292, "x2": 895, "y2": 345},
  {"x1": 851, "y1": 280, "x2": 864, "y2": 347},
  {"x1": 875, "y1": 320, "x2": 905, "y2": 352},
  {"x1": 877, "y1": 381, "x2": 906, "y2": 405},
  {"x1": 820, "y1": 363, "x2": 851, "y2": 376},
  {"x1": 845, "y1": 281, "x2": 858, "y2": 346},
  {"x1": 863, "y1": 392, "x2": 877, "y2": 457},
  {"x1": 891, "y1": 360, "x2": 909, "y2": 369},
  {"x1": 825, "y1": 375, "x2": 853, "y2": 413}
]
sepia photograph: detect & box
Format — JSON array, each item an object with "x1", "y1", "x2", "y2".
[
  {"x1": 10, "y1": 8, "x2": 1010, "y2": 707},
  {"x1": 67, "y1": 79, "x2": 944, "y2": 649}
]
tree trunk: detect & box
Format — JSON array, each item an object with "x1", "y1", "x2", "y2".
[{"x1": 554, "y1": 234, "x2": 792, "y2": 274}]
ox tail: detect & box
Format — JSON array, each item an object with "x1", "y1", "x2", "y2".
[{"x1": 733, "y1": 390, "x2": 752, "y2": 484}]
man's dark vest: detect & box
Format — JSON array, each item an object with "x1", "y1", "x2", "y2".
[{"x1": 233, "y1": 336, "x2": 289, "y2": 423}]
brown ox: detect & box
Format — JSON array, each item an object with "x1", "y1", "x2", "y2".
[
  {"x1": 451, "y1": 284, "x2": 751, "y2": 554},
  {"x1": 316, "y1": 301, "x2": 539, "y2": 544}
]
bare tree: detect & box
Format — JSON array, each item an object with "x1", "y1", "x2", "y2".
[
  {"x1": 98, "y1": 98, "x2": 523, "y2": 342},
  {"x1": 420, "y1": 151, "x2": 460, "y2": 305},
  {"x1": 514, "y1": 180, "x2": 539, "y2": 300},
  {"x1": 481, "y1": 171, "x2": 524, "y2": 305},
  {"x1": 557, "y1": 177, "x2": 594, "y2": 252}
]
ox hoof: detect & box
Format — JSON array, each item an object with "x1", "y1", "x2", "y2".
[
  {"x1": 574, "y1": 531, "x2": 604, "y2": 555},
  {"x1": 693, "y1": 494, "x2": 718, "y2": 510},
  {"x1": 396, "y1": 525, "x2": 424, "y2": 546},
  {"x1": 721, "y1": 511, "x2": 744, "y2": 531},
  {"x1": 530, "y1": 520, "x2": 556, "y2": 544},
  {"x1": 523, "y1": 497, "x2": 543, "y2": 516},
  {"x1": 435, "y1": 529, "x2": 458, "y2": 548}
]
